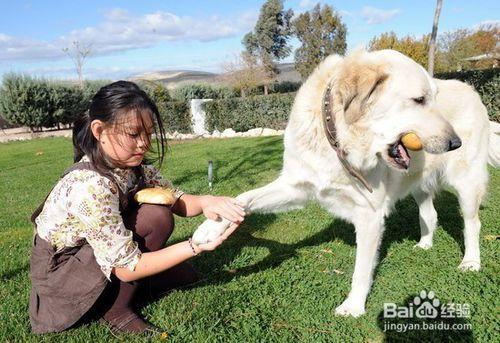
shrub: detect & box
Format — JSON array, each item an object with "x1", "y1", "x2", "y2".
[
  {"x1": 0, "y1": 115, "x2": 15, "y2": 129},
  {"x1": 133, "y1": 81, "x2": 172, "y2": 105},
  {"x1": 50, "y1": 83, "x2": 86, "y2": 127},
  {"x1": 436, "y1": 68, "x2": 499, "y2": 122},
  {"x1": 172, "y1": 84, "x2": 237, "y2": 102},
  {"x1": 205, "y1": 93, "x2": 296, "y2": 132},
  {"x1": 0, "y1": 76, "x2": 112, "y2": 131},
  {"x1": 0, "y1": 74, "x2": 55, "y2": 131},
  {"x1": 238, "y1": 81, "x2": 302, "y2": 97},
  {"x1": 158, "y1": 100, "x2": 192, "y2": 133},
  {"x1": 270, "y1": 81, "x2": 302, "y2": 94}
]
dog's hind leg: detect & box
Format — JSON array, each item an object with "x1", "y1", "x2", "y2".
[
  {"x1": 412, "y1": 188, "x2": 437, "y2": 250},
  {"x1": 447, "y1": 171, "x2": 486, "y2": 271},
  {"x1": 335, "y1": 211, "x2": 385, "y2": 317}
]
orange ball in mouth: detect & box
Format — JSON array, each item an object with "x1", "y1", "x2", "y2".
[{"x1": 401, "y1": 132, "x2": 423, "y2": 151}]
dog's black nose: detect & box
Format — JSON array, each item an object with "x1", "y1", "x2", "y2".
[{"x1": 448, "y1": 137, "x2": 462, "y2": 151}]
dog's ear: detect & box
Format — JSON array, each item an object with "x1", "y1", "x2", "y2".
[{"x1": 335, "y1": 63, "x2": 388, "y2": 124}]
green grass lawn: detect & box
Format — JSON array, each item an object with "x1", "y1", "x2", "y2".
[{"x1": 0, "y1": 136, "x2": 498, "y2": 342}]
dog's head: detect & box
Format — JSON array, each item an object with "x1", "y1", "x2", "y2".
[{"x1": 327, "y1": 49, "x2": 461, "y2": 171}]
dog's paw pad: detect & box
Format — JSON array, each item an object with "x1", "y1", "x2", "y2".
[
  {"x1": 334, "y1": 300, "x2": 365, "y2": 318},
  {"x1": 458, "y1": 260, "x2": 480, "y2": 271}
]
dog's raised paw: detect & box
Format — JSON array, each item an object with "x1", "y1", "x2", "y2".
[
  {"x1": 458, "y1": 260, "x2": 480, "y2": 272},
  {"x1": 334, "y1": 300, "x2": 365, "y2": 318},
  {"x1": 192, "y1": 218, "x2": 231, "y2": 245}
]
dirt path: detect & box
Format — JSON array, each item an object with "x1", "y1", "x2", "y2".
[{"x1": 0, "y1": 127, "x2": 72, "y2": 143}]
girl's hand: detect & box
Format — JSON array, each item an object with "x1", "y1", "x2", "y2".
[
  {"x1": 194, "y1": 222, "x2": 241, "y2": 252},
  {"x1": 200, "y1": 195, "x2": 246, "y2": 223}
]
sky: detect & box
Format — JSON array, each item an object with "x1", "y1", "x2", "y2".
[{"x1": 0, "y1": 0, "x2": 498, "y2": 81}]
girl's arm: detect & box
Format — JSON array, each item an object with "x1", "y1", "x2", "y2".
[
  {"x1": 171, "y1": 194, "x2": 204, "y2": 216},
  {"x1": 142, "y1": 165, "x2": 245, "y2": 222},
  {"x1": 172, "y1": 194, "x2": 245, "y2": 223},
  {"x1": 113, "y1": 222, "x2": 239, "y2": 282}
]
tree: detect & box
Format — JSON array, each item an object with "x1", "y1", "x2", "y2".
[
  {"x1": 50, "y1": 83, "x2": 86, "y2": 129},
  {"x1": 0, "y1": 74, "x2": 55, "y2": 131},
  {"x1": 62, "y1": 41, "x2": 92, "y2": 88},
  {"x1": 220, "y1": 52, "x2": 270, "y2": 97},
  {"x1": 368, "y1": 32, "x2": 431, "y2": 70},
  {"x1": 470, "y1": 24, "x2": 500, "y2": 55},
  {"x1": 428, "y1": 0, "x2": 443, "y2": 76},
  {"x1": 369, "y1": 24, "x2": 499, "y2": 73},
  {"x1": 438, "y1": 29, "x2": 476, "y2": 71},
  {"x1": 438, "y1": 24, "x2": 499, "y2": 71},
  {"x1": 293, "y1": 3, "x2": 347, "y2": 79},
  {"x1": 243, "y1": 0, "x2": 294, "y2": 95}
]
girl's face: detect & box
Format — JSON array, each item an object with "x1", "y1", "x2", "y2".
[{"x1": 95, "y1": 110, "x2": 154, "y2": 168}]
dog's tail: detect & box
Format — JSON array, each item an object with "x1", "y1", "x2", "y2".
[{"x1": 488, "y1": 120, "x2": 500, "y2": 167}]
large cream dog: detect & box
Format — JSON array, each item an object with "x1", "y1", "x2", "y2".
[{"x1": 193, "y1": 49, "x2": 500, "y2": 317}]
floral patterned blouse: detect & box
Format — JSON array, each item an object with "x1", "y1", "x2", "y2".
[{"x1": 35, "y1": 155, "x2": 183, "y2": 280}]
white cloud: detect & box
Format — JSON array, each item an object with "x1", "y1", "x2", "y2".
[
  {"x1": 0, "y1": 8, "x2": 258, "y2": 62},
  {"x1": 440, "y1": 20, "x2": 500, "y2": 36},
  {"x1": 361, "y1": 6, "x2": 401, "y2": 25},
  {"x1": 299, "y1": 0, "x2": 315, "y2": 8},
  {"x1": 471, "y1": 19, "x2": 500, "y2": 30},
  {"x1": 0, "y1": 33, "x2": 62, "y2": 61},
  {"x1": 338, "y1": 10, "x2": 352, "y2": 18}
]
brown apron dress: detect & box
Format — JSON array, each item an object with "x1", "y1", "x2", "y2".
[{"x1": 29, "y1": 162, "x2": 146, "y2": 333}]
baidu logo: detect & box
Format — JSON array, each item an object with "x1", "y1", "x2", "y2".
[
  {"x1": 382, "y1": 290, "x2": 472, "y2": 332},
  {"x1": 383, "y1": 290, "x2": 470, "y2": 320},
  {"x1": 413, "y1": 290, "x2": 440, "y2": 319}
]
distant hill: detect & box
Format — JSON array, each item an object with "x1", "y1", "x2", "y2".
[
  {"x1": 129, "y1": 63, "x2": 301, "y2": 89},
  {"x1": 129, "y1": 70, "x2": 220, "y2": 89}
]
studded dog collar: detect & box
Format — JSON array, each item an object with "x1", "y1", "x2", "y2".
[{"x1": 322, "y1": 81, "x2": 373, "y2": 193}]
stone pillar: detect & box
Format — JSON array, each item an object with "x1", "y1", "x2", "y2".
[{"x1": 190, "y1": 99, "x2": 213, "y2": 135}]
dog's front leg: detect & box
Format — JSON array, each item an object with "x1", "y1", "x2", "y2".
[
  {"x1": 192, "y1": 176, "x2": 309, "y2": 244},
  {"x1": 335, "y1": 212, "x2": 385, "y2": 317}
]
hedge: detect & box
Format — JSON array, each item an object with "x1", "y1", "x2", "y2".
[
  {"x1": 0, "y1": 74, "x2": 58, "y2": 130},
  {"x1": 172, "y1": 84, "x2": 237, "y2": 102},
  {"x1": 204, "y1": 93, "x2": 295, "y2": 132},
  {"x1": 0, "y1": 75, "x2": 192, "y2": 132},
  {"x1": 170, "y1": 81, "x2": 301, "y2": 101},
  {"x1": 0, "y1": 74, "x2": 109, "y2": 131},
  {"x1": 436, "y1": 68, "x2": 499, "y2": 122},
  {"x1": 157, "y1": 100, "x2": 192, "y2": 133},
  {"x1": 204, "y1": 68, "x2": 499, "y2": 131},
  {"x1": 1, "y1": 68, "x2": 496, "y2": 133}
]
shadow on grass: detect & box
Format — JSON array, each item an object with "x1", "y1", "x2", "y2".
[
  {"x1": 134, "y1": 188, "x2": 468, "y2": 336},
  {"x1": 194, "y1": 213, "x2": 356, "y2": 285},
  {"x1": 0, "y1": 264, "x2": 30, "y2": 281},
  {"x1": 376, "y1": 190, "x2": 465, "y2": 278},
  {"x1": 186, "y1": 189, "x2": 465, "y2": 288},
  {"x1": 434, "y1": 190, "x2": 465, "y2": 254}
]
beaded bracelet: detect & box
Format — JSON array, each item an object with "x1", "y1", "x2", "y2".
[{"x1": 188, "y1": 238, "x2": 199, "y2": 256}]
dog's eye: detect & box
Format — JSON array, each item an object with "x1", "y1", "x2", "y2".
[{"x1": 413, "y1": 96, "x2": 426, "y2": 105}]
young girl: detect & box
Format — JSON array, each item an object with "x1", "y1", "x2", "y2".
[{"x1": 29, "y1": 81, "x2": 245, "y2": 335}]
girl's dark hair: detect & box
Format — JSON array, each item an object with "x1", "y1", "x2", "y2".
[{"x1": 72, "y1": 80, "x2": 166, "y2": 172}]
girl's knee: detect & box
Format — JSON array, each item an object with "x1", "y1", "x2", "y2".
[
  {"x1": 140, "y1": 204, "x2": 174, "y2": 228},
  {"x1": 130, "y1": 204, "x2": 174, "y2": 247}
]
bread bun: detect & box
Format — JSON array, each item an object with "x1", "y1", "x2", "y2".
[
  {"x1": 134, "y1": 187, "x2": 176, "y2": 205},
  {"x1": 401, "y1": 132, "x2": 423, "y2": 151}
]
